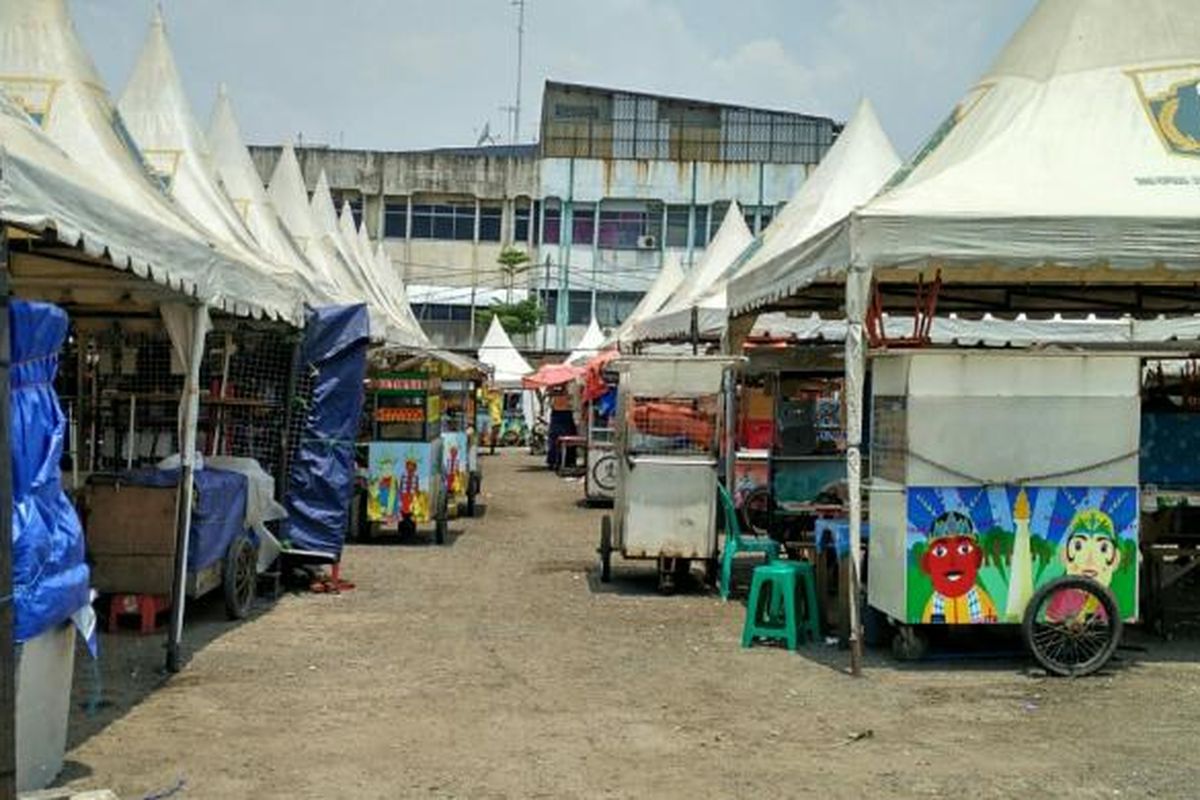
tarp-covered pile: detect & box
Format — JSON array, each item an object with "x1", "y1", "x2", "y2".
[{"x1": 11, "y1": 300, "x2": 89, "y2": 643}]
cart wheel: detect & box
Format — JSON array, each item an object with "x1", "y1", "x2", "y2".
[
  {"x1": 466, "y1": 472, "x2": 481, "y2": 517},
  {"x1": 1023, "y1": 576, "x2": 1122, "y2": 677},
  {"x1": 657, "y1": 558, "x2": 677, "y2": 595},
  {"x1": 502, "y1": 429, "x2": 521, "y2": 447},
  {"x1": 741, "y1": 488, "x2": 773, "y2": 536},
  {"x1": 892, "y1": 625, "x2": 927, "y2": 661},
  {"x1": 598, "y1": 516, "x2": 613, "y2": 583},
  {"x1": 223, "y1": 532, "x2": 257, "y2": 620},
  {"x1": 398, "y1": 515, "x2": 417, "y2": 540}
]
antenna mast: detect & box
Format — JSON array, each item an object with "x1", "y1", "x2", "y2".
[{"x1": 511, "y1": 0, "x2": 526, "y2": 144}]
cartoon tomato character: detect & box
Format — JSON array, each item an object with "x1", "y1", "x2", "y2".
[{"x1": 920, "y1": 511, "x2": 998, "y2": 624}]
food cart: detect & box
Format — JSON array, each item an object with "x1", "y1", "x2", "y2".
[
  {"x1": 583, "y1": 360, "x2": 618, "y2": 505},
  {"x1": 868, "y1": 351, "x2": 1138, "y2": 675},
  {"x1": 598, "y1": 355, "x2": 740, "y2": 591},
  {"x1": 435, "y1": 354, "x2": 489, "y2": 517},
  {"x1": 359, "y1": 367, "x2": 449, "y2": 544}
]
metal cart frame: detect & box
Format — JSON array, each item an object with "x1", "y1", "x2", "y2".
[{"x1": 598, "y1": 356, "x2": 740, "y2": 591}]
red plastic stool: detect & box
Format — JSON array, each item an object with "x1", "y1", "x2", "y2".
[{"x1": 107, "y1": 594, "x2": 171, "y2": 634}]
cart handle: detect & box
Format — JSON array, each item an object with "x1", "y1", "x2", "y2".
[{"x1": 626, "y1": 455, "x2": 718, "y2": 468}]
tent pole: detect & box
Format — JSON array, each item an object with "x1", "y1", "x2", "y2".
[
  {"x1": 166, "y1": 302, "x2": 206, "y2": 674},
  {"x1": 0, "y1": 228, "x2": 17, "y2": 797},
  {"x1": 844, "y1": 263, "x2": 869, "y2": 677}
]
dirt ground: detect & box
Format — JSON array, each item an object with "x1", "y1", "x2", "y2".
[{"x1": 56, "y1": 450, "x2": 1200, "y2": 799}]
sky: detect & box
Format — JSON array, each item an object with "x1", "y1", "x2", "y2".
[{"x1": 71, "y1": 0, "x2": 1038, "y2": 159}]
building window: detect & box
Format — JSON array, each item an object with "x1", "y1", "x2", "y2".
[
  {"x1": 598, "y1": 210, "x2": 654, "y2": 250},
  {"x1": 544, "y1": 206, "x2": 561, "y2": 244},
  {"x1": 514, "y1": 204, "x2": 532, "y2": 243},
  {"x1": 572, "y1": 203, "x2": 595, "y2": 245},
  {"x1": 479, "y1": 205, "x2": 502, "y2": 242},
  {"x1": 383, "y1": 201, "x2": 407, "y2": 239},
  {"x1": 411, "y1": 203, "x2": 475, "y2": 241},
  {"x1": 665, "y1": 205, "x2": 690, "y2": 248},
  {"x1": 741, "y1": 205, "x2": 774, "y2": 234}
]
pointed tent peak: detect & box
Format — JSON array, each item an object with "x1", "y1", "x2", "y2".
[
  {"x1": 566, "y1": 317, "x2": 606, "y2": 365},
  {"x1": 658, "y1": 199, "x2": 755, "y2": 315},
  {"x1": 480, "y1": 315, "x2": 516, "y2": 349},
  {"x1": 716, "y1": 199, "x2": 752, "y2": 241},
  {"x1": 984, "y1": 0, "x2": 1200, "y2": 83},
  {"x1": 268, "y1": 142, "x2": 322, "y2": 246},
  {"x1": 150, "y1": 2, "x2": 165, "y2": 28},
  {"x1": 310, "y1": 169, "x2": 339, "y2": 227},
  {"x1": 0, "y1": 0, "x2": 104, "y2": 86}
]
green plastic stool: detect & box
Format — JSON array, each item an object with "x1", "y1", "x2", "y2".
[{"x1": 741, "y1": 561, "x2": 821, "y2": 650}]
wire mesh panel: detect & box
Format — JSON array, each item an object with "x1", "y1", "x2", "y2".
[
  {"x1": 199, "y1": 323, "x2": 299, "y2": 481},
  {"x1": 57, "y1": 320, "x2": 184, "y2": 480},
  {"x1": 55, "y1": 318, "x2": 299, "y2": 485}
]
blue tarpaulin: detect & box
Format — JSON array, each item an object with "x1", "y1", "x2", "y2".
[
  {"x1": 282, "y1": 304, "x2": 369, "y2": 559},
  {"x1": 119, "y1": 468, "x2": 249, "y2": 572},
  {"x1": 11, "y1": 300, "x2": 90, "y2": 643}
]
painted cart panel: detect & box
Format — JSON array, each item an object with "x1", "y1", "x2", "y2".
[{"x1": 904, "y1": 485, "x2": 1138, "y2": 624}]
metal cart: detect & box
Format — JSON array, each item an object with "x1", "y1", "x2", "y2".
[
  {"x1": 598, "y1": 356, "x2": 740, "y2": 592},
  {"x1": 584, "y1": 361, "x2": 618, "y2": 505},
  {"x1": 358, "y1": 369, "x2": 449, "y2": 544},
  {"x1": 868, "y1": 351, "x2": 1138, "y2": 676}
]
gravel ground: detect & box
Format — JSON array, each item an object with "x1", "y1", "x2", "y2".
[{"x1": 57, "y1": 450, "x2": 1200, "y2": 799}]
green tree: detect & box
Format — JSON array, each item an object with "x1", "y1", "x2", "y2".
[
  {"x1": 497, "y1": 246, "x2": 532, "y2": 303},
  {"x1": 476, "y1": 297, "x2": 543, "y2": 337}
]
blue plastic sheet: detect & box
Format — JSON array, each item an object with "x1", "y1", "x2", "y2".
[
  {"x1": 120, "y1": 468, "x2": 249, "y2": 572},
  {"x1": 10, "y1": 300, "x2": 90, "y2": 643},
  {"x1": 282, "y1": 304, "x2": 369, "y2": 559}
]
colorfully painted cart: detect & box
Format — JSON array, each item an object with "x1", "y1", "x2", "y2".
[
  {"x1": 440, "y1": 373, "x2": 484, "y2": 518},
  {"x1": 360, "y1": 370, "x2": 449, "y2": 544},
  {"x1": 598, "y1": 356, "x2": 740, "y2": 592},
  {"x1": 867, "y1": 351, "x2": 1138, "y2": 675}
]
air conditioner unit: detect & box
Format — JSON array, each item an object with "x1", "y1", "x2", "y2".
[{"x1": 637, "y1": 234, "x2": 657, "y2": 249}]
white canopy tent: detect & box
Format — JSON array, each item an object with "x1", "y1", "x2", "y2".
[
  {"x1": 0, "y1": 0, "x2": 301, "y2": 322},
  {"x1": 207, "y1": 85, "x2": 341, "y2": 306},
  {"x1": 726, "y1": 98, "x2": 902, "y2": 316},
  {"x1": 725, "y1": 0, "x2": 1200, "y2": 674},
  {"x1": 0, "y1": 0, "x2": 309, "y2": 674},
  {"x1": 565, "y1": 317, "x2": 607, "y2": 365},
  {"x1": 477, "y1": 315, "x2": 534, "y2": 430},
  {"x1": 310, "y1": 170, "x2": 423, "y2": 347},
  {"x1": 631, "y1": 202, "x2": 753, "y2": 343},
  {"x1": 607, "y1": 250, "x2": 684, "y2": 348},
  {"x1": 117, "y1": 8, "x2": 324, "y2": 307}
]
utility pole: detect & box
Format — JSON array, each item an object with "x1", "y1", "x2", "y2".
[{"x1": 511, "y1": 0, "x2": 526, "y2": 144}]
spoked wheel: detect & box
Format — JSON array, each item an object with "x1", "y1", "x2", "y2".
[
  {"x1": 223, "y1": 532, "x2": 258, "y2": 620},
  {"x1": 740, "y1": 488, "x2": 773, "y2": 536},
  {"x1": 1023, "y1": 576, "x2": 1122, "y2": 677},
  {"x1": 598, "y1": 516, "x2": 613, "y2": 583}
]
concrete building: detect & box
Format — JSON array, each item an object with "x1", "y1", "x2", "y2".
[{"x1": 250, "y1": 81, "x2": 840, "y2": 349}]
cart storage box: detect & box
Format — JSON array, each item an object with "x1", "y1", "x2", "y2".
[
  {"x1": 84, "y1": 482, "x2": 177, "y2": 595},
  {"x1": 868, "y1": 352, "x2": 1141, "y2": 625}
]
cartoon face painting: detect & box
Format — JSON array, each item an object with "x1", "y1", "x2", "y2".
[
  {"x1": 920, "y1": 511, "x2": 998, "y2": 624},
  {"x1": 1062, "y1": 509, "x2": 1121, "y2": 587}
]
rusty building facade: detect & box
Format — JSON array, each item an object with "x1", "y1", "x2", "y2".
[{"x1": 249, "y1": 81, "x2": 839, "y2": 349}]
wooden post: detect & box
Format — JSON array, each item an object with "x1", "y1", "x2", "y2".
[{"x1": 0, "y1": 227, "x2": 17, "y2": 797}]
